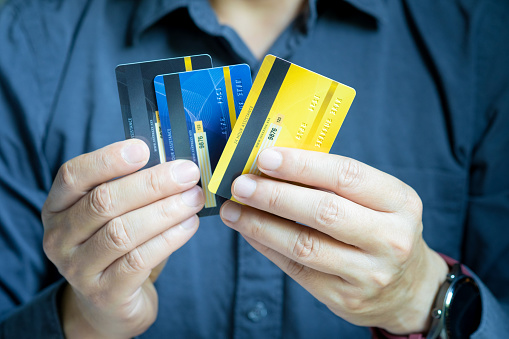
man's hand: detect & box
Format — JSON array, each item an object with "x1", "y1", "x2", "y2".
[
  {"x1": 220, "y1": 147, "x2": 448, "y2": 335},
  {"x1": 42, "y1": 139, "x2": 204, "y2": 338}
]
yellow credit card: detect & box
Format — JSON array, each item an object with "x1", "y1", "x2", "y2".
[{"x1": 208, "y1": 55, "x2": 356, "y2": 200}]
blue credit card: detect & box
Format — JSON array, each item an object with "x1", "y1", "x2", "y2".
[{"x1": 154, "y1": 64, "x2": 252, "y2": 216}]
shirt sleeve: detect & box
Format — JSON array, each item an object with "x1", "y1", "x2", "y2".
[
  {"x1": 471, "y1": 274, "x2": 509, "y2": 338},
  {"x1": 0, "y1": 280, "x2": 66, "y2": 338},
  {"x1": 370, "y1": 277, "x2": 509, "y2": 339},
  {"x1": 464, "y1": 0, "x2": 509, "y2": 336},
  {"x1": 372, "y1": 1, "x2": 509, "y2": 338},
  {"x1": 0, "y1": 1, "x2": 71, "y2": 336}
]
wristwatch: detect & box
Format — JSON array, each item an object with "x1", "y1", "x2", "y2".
[{"x1": 427, "y1": 263, "x2": 482, "y2": 339}]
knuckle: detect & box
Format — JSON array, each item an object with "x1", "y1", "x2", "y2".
[
  {"x1": 295, "y1": 153, "x2": 315, "y2": 178},
  {"x1": 41, "y1": 204, "x2": 52, "y2": 223},
  {"x1": 334, "y1": 157, "x2": 363, "y2": 190},
  {"x1": 59, "y1": 161, "x2": 77, "y2": 191},
  {"x1": 403, "y1": 187, "x2": 423, "y2": 217},
  {"x1": 158, "y1": 199, "x2": 177, "y2": 221},
  {"x1": 42, "y1": 229, "x2": 81, "y2": 282},
  {"x1": 147, "y1": 170, "x2": 164, "y2": 195},
  {"x1": 105, "y1": 217, "x2": 133, "y2": 252},
  {"x1": 314, "y1": 195, "x2": 344, "y2": 228},
  {"x1": 286, "y1": 259, "x2": 308, "y2": 278},
  {"x1": 42, "y1": 229, "x2": 58, "y2": 260},
  {"x1": 250, "y1": 215, "x2": 268, "y2": 240},
  {"x1": 390, "y1": 236, "x2": 415, "y2": 264},
  {"x1": 268, "y1": 184, "x2": 286, "y2": 210},
  {"x1": 292, "y1": 229, "x2": 320, "y2": 261},
  {"x1": 94, "y1": 150, "x2": 115, "y2": 173},
  {"x1": 89, "y1": 183, "x2": 114, "y2": 217},
  {"x1": 342, "y1": 295, "x2": 366, "y2": 314},
  {"x1": 160, "y1": 228, "x2": 175, "y2": 247},
  {"x1": 370, "y1": 269, "x2": 396, "y2": 289},
  {"x1": 122, "y1": 248, "x2": 146, "y2": 274}
]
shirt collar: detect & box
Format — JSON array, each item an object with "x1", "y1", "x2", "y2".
[
  {"x1": 340, "y1": 0, "x2": 386, "y2": 22},
  {"x1": 128, "y1": 0, "x2": 385, "y2": 44},
  {"x1": 129, "y1": 0, "x2": 189, "y2": 44}
]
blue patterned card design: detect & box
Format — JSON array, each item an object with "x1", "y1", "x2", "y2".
[{"x1": 154, "y1": 64, "x2": 252, "y2": 216}]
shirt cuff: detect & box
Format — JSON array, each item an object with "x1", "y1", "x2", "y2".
[
  {"x1": 469, "y1": 269, "x2": 509, "y2": 338},
  {"x1": 0, "y1": 279, "x2": 66, "y2": 338},
  {"x1": 371, "y1": 327, "x2": 424, "y2": 339}
]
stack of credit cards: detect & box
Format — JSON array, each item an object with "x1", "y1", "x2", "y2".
[
  {"x1": 116, "y1": 54, "x2": 252, "y2": 216},
  {"x1": 116, "y1": 54, "x2": 355, "y2": 216}
]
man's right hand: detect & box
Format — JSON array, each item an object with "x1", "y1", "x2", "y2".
[{"x1": 41, "y1": 139, "x2": 204, "y2": 338}]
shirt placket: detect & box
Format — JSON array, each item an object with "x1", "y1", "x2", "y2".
[
  {"x1": 232, "y1": 236, "x2": 284, "y2": 339},
  {"x1": 185, "y1": 2, "x2": 318, "y2": 338}
]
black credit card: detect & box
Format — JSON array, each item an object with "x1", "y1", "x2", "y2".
[{"x1": 115, "y1": 55, "x2": 213, "y2": 168}]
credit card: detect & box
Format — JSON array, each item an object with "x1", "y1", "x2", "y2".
[
  {"x1": 154, "y1": 64, "x2": 252, "y2": 216},
  {"x1": 115, "y1": 54, "x2": 212, "y2": 169},
  {"x1": 208, "y1": 55, "x2": 356, "y2": 200}
]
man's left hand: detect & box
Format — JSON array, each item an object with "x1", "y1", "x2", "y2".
[{"x1": 220, "y1": 147, "x2": 448, "y2": 335}]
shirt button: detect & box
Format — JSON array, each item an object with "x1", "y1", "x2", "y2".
[{"x1": 247, "y1": 301, "x2": 268, "y2": 322}]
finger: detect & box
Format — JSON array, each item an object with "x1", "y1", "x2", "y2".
[
  {"x1": 241, "y1": 234, "x2": 355, "y2": 314},
  {"x1": 44, "y1": 139, "x2": 149, "y2": 214},
  {"x1": 55, "y1": 159, "x2": 201, "y2": 246},
  {"x1": 220, "y1": 201, "x2": 371, "y2": 283},
  {"x1": 256, "y1": 147, "x2": 420, "y2": 213},
  {"x1": 230, "y1": 174, "x2": 389, "y2": 250},
  {"x1": 73, "y1": 185, "x2": 204, "y2": 276},
  {"x1": 100, "y1": 214, "x2": 200, "y2": 300}
]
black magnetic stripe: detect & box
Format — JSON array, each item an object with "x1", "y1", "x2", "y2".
[
  {"x1": 124, "y1": 64, "x2": 161, "y2": 168},
  {"x1": 124, "y1": 64, "x2": 148, "y2": 141},
  {"x1": 191, "y1": 55, "x2": 213, "y2": 70},
  {"x1": 115, "y1": 69, "x2": 132, "y2": 140},
  {"x1": 164, "y1": 74, "x2": 193, "y2": 160},
  {"x1": 216, "y1": 57, "x2": 291, "y2": 199}
]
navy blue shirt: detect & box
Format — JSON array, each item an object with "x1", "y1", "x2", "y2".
[{"x1": 1, "y1": 0, "x2": 508, "y2": 337}]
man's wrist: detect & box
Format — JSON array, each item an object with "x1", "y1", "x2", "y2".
[
  {"x1": 373, "y1": 250, "x2": 450, "y2": 338},
  {"x1": 372, "y1": 253, "x2": 475, "y2": 339},
  {"x1": 59, "y1": 283, "x2": 110, "y2": 339}
]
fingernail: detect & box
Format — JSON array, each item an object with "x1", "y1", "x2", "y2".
[
  {"x1": 258, "y1": 149, "x2": 282, "y2": 171},
  {"x1": 122, "y1": 142, "x2": 149, "y2": 164},
  {"x1": 181, "y1": 186, "x2": 204, "y2": 207},
  {"x1": 173, "y1": 161, "x2": 200, "y2": 184},
  {"x1": 180, "y1": 215, "x2": 198, "y2": 230},
  {"x1": 221, "y1": 202, "x2": 241, "y2": 223},
  {"x1": 233, "y1": 176, "x2": 257, "y2": 198}
]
